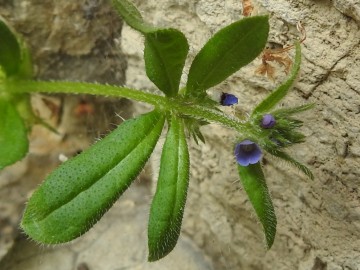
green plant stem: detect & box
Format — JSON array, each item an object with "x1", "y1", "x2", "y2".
[
  {"x1": 8, "y1": 80, "x2": 255, "y2": 137},
  {"x1": 8, "y1": 80, "x2": 164, "y2": 106}
]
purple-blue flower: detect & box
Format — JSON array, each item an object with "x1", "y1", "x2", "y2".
[
  {"x1": 261, "y1": 114, "x2": 276, "y2": 129},
  {"x1": 220, "y1": 92, "x2": 238, "y2": 106},
  {"x1": 234, "y1": 140, "x2": 262, "y2": 166}
]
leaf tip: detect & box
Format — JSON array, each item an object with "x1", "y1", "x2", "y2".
[{"x1": 148, "y1": 244, "x2": 174, "y2": 262}]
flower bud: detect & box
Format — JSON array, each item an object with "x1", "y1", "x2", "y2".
[
  {"x1": 261, "y1": 114, "x2": 276, "y2": 129},
  {"x1": 220, "y1": 92, "x2": 238, "y2": 106}
]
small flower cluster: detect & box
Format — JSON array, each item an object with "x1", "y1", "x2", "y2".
[
  {"x1": 234, "y1": 114, "x2": 276, "y2": 166},
  {"x1": 214, "y1": 92, "x2": 312, "y2": 171},
  {"x1": 234, "y1": 104, "x2": 314, "y2": 167}
]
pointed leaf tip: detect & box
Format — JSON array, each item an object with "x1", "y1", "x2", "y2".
[
  {"x1": 269, "y1": 149, "x2": 314, "y2": 180},
  {"x1": 0, "y1": 16, "x2": 32, "y2": 78},
  {"x1": 0, "y1": 16, "x2": 21, "y2": 76},
  {"x1": 237, "y1": 162, "x2": 277, "y2": 248},
  {"x1": 111, "y1": 0, "x2": 153, "y2": 33},
  {"x1": 148, "y1": 116, "x2": 190, "y2": 261}
]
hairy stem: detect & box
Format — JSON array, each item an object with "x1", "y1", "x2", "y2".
[{"x1": 7, "y1": 80, "x2": 255, "y2": 137}]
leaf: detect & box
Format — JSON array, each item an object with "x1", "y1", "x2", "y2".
[
  {"x1": 0, "y1": 98, "x2": 28, "y2": 170},
  {"x1": 0, "y1": 16, "x2": 32, "y2": 79},
  {"x1": 0, "y1": 16, "x2": 21, "y2": 76},
  {"x1": 148, "y1": 116, "x2": 190, "y2": 261},
  {"x1": 111, "y1": 0, "x2": 154, "y2": 33},
  {"x1": 193, "y1": 127, "x2": 205, "y2": 144},
  {"x1": 16, "y1": 37, "x2": 33, "y2": 79},
  {"x1": 237, "y1": 162, "x2": 277, "y2": 248},
  {"x1": 268, "y1": 149, "x2": 314, "y2": 180},
  {"x1": 11, "y1": 93, "x2": 37, "y2": 129},
  {"x1": 21, "y1": 110, "x2": 165, "y2": 244},
  {"x1": 252, "y1": 42, "x2": 301, "y2": 116},
  {"x1": 186, "y1": 16, "x2": 269, "y2": 97},
  {"x1": 144, "y1": 29, "x2": 189, "y2": 97},
  {"x1": 271, "y1": 103, "x2": 315, "y2": 117},
  {"x1": 112, "y1": 0, "x2": 189, "y2": 97},
  {"x1": 183, "y1": 117, "x2": 208, "y2": 145}
]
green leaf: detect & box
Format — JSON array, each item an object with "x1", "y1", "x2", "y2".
[
  {"x1": 148, "y1": 116, "x2": 190, "y2": 261},
  {"x1": 144, "y1": 29, "x2": 189, "y2": 97},
  {"x1": 111, "y1": 0, "x2": 155, "y2": 33},
  {"x1": 0, "y1": 16, "x2": 32, "y2": 79},
  {"x1": 268, "y1": 149, "x2": 314, "y2": 180},
  {"x1": 0, "y1": 98, "x2": 28, "y2": 170},
  {"x1": 112, "y1": 0, "x2": 189, "y2": 97},
  {"x1": 0, "y1": 16, "x2": 21, "y2": 76},
  {"x1": 192, "y1": 127, "x2": 206, "y2": 144},
  {"x1": 238, "y1": 162, "x2": 276, "y2": 248},
  {"x1": 11, "y1": 93, "x2": 37, "y2": 129},
  {"x1": 183, "y1": 117, "x2": 208, "y2": 145},
  {"x1": 186, "y1": 16, "x2": 269, "y2": 97},
  {"x1": 252, "y1": 42, "x2": 301, "y2": 116},
  {"x1": 21, "y1": 110, "x2": 165, "y2": 244},
  {"x1": 17, "y1": 38, "x2": 33, "y2": 79},
  {"x1": 271, "y1": 103, "x2": 315, "y2": 117}
]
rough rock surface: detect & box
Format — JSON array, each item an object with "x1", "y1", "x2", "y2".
[
  {"x1": 123, "y1": 0, "x2": 360, "y2": 269},
  {"x1": 1, "y1": 184, "x2": 213, "y2": 270},
  {"x1": 1, "y1": 0, "x2": 360, "y2": 269},
  {"x1": 0, "y1": 0, "x2": 124, "y2": 264},
  {"x1": 0, "y1": 0, "x2": 213, "y2": 269},
  {"x1": 333, "y1": 0, "x2": 360, "y2": 23}
]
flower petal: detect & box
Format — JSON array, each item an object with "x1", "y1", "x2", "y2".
[
  {"x1": 234, "y1": 140, "x2": 262, "y2": 166},
  {"x1": 221, "y1": 93, "x2": 238, "y2": 106},
  {"x1": 235, "y1": 143, "x2": 249, "y2": 166},
  {"x1": 248, "y1": 146, "x2": 262, "y2": 164}
]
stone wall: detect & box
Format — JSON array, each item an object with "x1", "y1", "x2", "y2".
[
  {"x1": 1, "y1": 0, "x2": 359, "y2": 269},
  {"x1": 123, "y1": 0, "x2": 360, "y2": 269}
]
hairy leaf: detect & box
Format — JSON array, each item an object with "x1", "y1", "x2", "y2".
[
  {"x1": 21, "y1": 111, "x2": 165, "y2": 244},
  {"x1": 0, "y1": 98, "x2": 28, "y2": 170},
  {"x1": 0, "y1": 16, "x2": 21, "y2": 76},
  {"x1": 186, "y1": 16, "x2": 269, "y2": 97},
  {"x1": 252, "y1": 42, "x2": 301, "y2": 116},
  {"x1": 145, "y1": 29, "x2": 189, "y2": 97},
  {"x1": 0, "y1": 16, "x2": 32, "y2": 78},
  {"x1": 148, "y1": 116, "x2": 189, "y2": 261},
  {"x1": 112, "y1": 0, "x2": 188, "y2": 97},
  {"x1": 238, "y1": 162, "x2": 277, "y2": 248},
  {"x1": 269, "y1": 149, "x2": 314, "y2": 180},
  {"x1": 111, "y1": 0, "x2": 154, "y2": 32},
  {"x1": 272, "y1": 103, "x2": 315, "y2": 117}
]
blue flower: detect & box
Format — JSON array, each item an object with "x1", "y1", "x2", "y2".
[
  {"x1": 234, "y1": 140, "x2": 262, "y2": 166},
  {"x1": 261, "y1": 114, "x2": 276, "y2": 129},
  {"x1": 220, "y1": 92, "x2": 238, "y2": 106}
]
